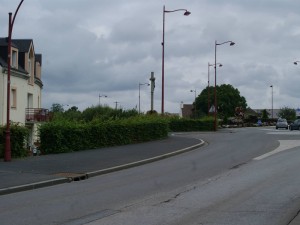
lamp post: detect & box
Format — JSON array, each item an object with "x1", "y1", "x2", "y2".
[
  {"x1": 208, "y1": 62, "x2": 222, "y2": 115},
  {"x1": 214, "y1": 40, "x2": 235, "y2": 131},
  {"x1": 270, "y1": 85, "x2": 273, "y2": 119},
  {"x1": 139, "y1": 83, "x2": 150, "y2": 114},
  {"x1": 5, "y1": 0, "x2": 24, "y2": 162},
  {"x1": 99, "y1": 94, "x2": 107, "y2": 105},
  {"x1": 294, "y1": 61, "x2": 300, "y2": 65},
  {"x1": 162, "y1": 5, "x2": 190, "y2": 114}
]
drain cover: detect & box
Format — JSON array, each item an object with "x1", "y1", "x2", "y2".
[{"x1": 54, "y1": 172, "x2": 88, "y2": 181}]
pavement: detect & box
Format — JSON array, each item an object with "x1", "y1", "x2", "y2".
[{"x1": 0, "y1": 134, "x2": 204, "y2": 195}]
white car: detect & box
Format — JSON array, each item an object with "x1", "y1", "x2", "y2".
[{"x1": 276, "y1": 118, "x2": 288, "y2": 129}]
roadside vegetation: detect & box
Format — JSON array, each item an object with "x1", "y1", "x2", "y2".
[
  {"x1": 0, "y1": 124, "x2": 29, "y2": 158},
  {"x1": 38, "y1": 104, "x2": 214, "y2": 154},
  {"x1": 2, "y1": 84, "x2": 297, "y2": 158}
]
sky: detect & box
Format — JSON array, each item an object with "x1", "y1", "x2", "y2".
[{"x1": 1, "y1": 0, "x2": 300, "y2": 113}]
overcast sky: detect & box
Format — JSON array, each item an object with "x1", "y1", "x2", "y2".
[{"x1": 1, "y1": 0, "x2": 300, "y2": 113}]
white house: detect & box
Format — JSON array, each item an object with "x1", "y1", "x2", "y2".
[{"x1": 0, "y1": 37, "x2": 49, "y2": 148}]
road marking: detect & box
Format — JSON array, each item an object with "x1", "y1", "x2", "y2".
[
  {"x1": 268, "y1": 132, "x2": 300, "y2": 135},
  {"x1": 254, "y1": 140, "x2": 300, "y2": 160}
]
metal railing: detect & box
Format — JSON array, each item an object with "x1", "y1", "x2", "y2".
[{"x1": 25, "y1": 108, "x2": 50, "y2": 122}]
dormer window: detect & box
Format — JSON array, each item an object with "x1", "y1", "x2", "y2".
[{"x1": 12, "y1": 50, "x2": 17, "y2": 68}]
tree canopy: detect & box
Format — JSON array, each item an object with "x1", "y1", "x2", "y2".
[
  {"x1": 278, "y1": 107, "x2": 296, "y2": 121},
  {"x1": 195, "y1": 84, "x2": 247, "y2": 118}
]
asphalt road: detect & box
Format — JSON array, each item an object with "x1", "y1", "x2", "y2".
[{"x1": 1, "y1": 127, "x2": 300, "y2": 225}]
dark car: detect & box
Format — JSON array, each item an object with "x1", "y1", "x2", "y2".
[{"x1": 289, "y1": 119, "x2": 300, "y2": 130}]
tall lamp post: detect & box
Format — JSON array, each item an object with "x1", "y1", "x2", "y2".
[
  {"x1": 214, "y1": 40, "x2": 235, "y2": 131},
  {"x1": 162, "y1": 5, "x2": 190, "y2": 114},
  {"x1": 293, "y1": 61, "x2": 300, "y2": 65},
  {"x1": 5, "y1": 0, "x2": 24, "y2": 162},
  {"x1": 99, "y1": 94, "x2": 107, "y2": 105},
  {"x1": 139, "y1": 82, "x2": 150, "y2": 114},
  {"x1": 208, "y1": 62, "x2": 222, "y2": 115},
  {"x1": 190, "y1": 89, "x2": 197, "y2": 115},
  {"x1": 270, "y1": 85, "x2": 273, "y2": 119}
]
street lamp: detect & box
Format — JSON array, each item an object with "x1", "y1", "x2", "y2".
[
  {"x1": 191, "y1": 89, "x2": 197, "y2": 117},
  {"x1": 99, "y1": 94, "x2": 107, "y2": 105},
  {"x1": 214, "y1": 40, "x2": 235, "y2": 131},
  {"x1": 208, "y1": 62, "x2": 222, "y2": 115},
  {"x1": 5, "y1": 0, "x2": 24, "y2": 162},
  {"x1": 161, "y1": 5, "x2": 191, "y2": 114},
  {"x1": 270, "y1": 85, "x2": 273, "y2": 119},
  {"x1": 139, "y1": 83, "x2": 150, "y2": 114},
  {"x1": 294, "y1": 61, "x2": 300, "y2": 65}
]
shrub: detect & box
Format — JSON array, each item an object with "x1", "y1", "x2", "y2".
[
  {"x1": 0, "y1": 124, "x2": 29, "y2": 158},
  {"x1": 39, "y1": 117, "x2": 168, "y2": 154},
  {"x1": 168, "y1": 117, "x2": 214, "y2": 132}
]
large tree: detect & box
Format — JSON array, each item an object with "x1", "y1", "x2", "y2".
[
  {"x1": 195, "y1": 84, "x2": 247, "y2": 118},
  {"x1": 50, "y1": 103, "x2": 64, "y2": 113},
  {"x1": 278, "y1": 107, "x2": 296, "y2": 121}
]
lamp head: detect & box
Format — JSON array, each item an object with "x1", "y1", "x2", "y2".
[
  {"x1": 294, "y1": 62, "x2": 298, "y2": 65},
  {"x1": 184, "y1": 11, "x2": 191, "y2": 16},
  {"x1": 219, "y1": 64, "x2": 223, "y2": 67},
  {"x1": 230, "y1": 42, "x2": 235, "y2": 46}
]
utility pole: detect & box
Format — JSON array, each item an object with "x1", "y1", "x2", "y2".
[
  {"x1": 114, "y1": 101, "x2": 119, "y2": 110},
  {"x1": 149, "y1": 72, "x2": 155, "y2": 112}
]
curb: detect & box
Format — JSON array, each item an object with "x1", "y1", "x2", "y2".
[
  {"x1": 0, "y1": 177, "x2": 70, "y2": 196},
  {"x1": 0, "y1": 139, "x2": 205, "y2": 196},
  {"x1": 87, "y1": 139, "x2": 205, "y2": 178}
]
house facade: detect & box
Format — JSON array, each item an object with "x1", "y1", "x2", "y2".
[{"x1": 0, "y1": 37, "x2": 48, "y2": 148}]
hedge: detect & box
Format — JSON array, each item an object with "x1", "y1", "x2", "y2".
[
  {"x1": 168, "y1": 117, "x2": 215, "y2": 132},
  {"x1": 0, "y1": 124, "x2": 29, "y2": 158},
  {"x1": 39, "y1": 117, "x2": 169, "y2": 154}
]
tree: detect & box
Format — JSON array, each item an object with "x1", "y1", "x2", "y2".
[
  {"x1": 50, "y1": 103, "x2": 64, "y2": 113},
  {"x1": 261, "y1": 109, "x2": 269, "y2": 120},
  {"x1": 64, "y1": 106, "x2": 82, "y2": 121},
  {"x1": 195, "y1": 84, "x2": 247, "y2": 118},
  {"x1": 278, "y1": 107, "x2": 296, "y2": 121}
]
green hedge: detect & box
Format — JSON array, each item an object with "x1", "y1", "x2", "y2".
[
  {"x1": 39, "y1": 117, "x2": 169, "y2": 154},
  {"x1": 0, "y1": 124, "x2": 29, "y2": 158},
  {"x1": 168, "y1": 117, "x2": 215, "y2": 132}
]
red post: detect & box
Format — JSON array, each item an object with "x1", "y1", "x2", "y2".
[
  {"x1": 4, "y1": 0, "x2": 24, "y2": 162},
  {"x1": 4, "y1": 13, "x2": 12, "y2": 162},
  {"x1": 214, "y1": 41, "x2": 217, "y2": 131},
  {"x1": 161, "y1": 5, "x2": 165, "y2": 114}
]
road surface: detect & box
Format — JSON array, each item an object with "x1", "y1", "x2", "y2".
[{"x1": 1, "y1": 127, "x2": 300, "y2": 225}]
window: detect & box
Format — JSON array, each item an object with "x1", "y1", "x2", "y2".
[
  {"x1": 11, "y1": 88, "x2": 17, "y2": 108},
  {"x1": 12, "y1": 50, "x2": 17, "y2": 68},
  {"x1": 27, "y1": 93, "x2": 33, "y2": 108},
  {"x1": 28, "y1": 58, "x2": 34, "y2": 85}
]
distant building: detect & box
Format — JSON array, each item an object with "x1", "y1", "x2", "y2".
[
  {"x1": 180, "y1": 103, "x2": 193, "y2": 118},
  {"x1": 0, "y1": 37, "x2": 49, "y2": 148},
  {"x1": 296, "y1": 108, "x2": 300, "y2": 118},
  {"x1": 253, "y1": 109, "x2": 280, "y2": 119}
]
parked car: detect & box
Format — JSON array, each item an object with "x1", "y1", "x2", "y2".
[
  {"x1": 276, "y1": 118, "x2": 288, "y2": 129},
  {"x1": 289, "y1": 119, "x2": 300, "y2": 130}
]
